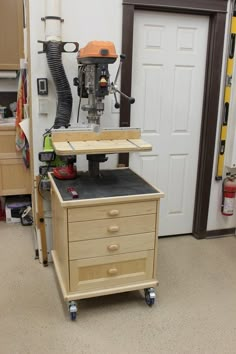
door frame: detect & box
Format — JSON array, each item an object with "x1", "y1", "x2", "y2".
[{"x1": 119, "y1": 0, "x2": 228, "y2": 239}]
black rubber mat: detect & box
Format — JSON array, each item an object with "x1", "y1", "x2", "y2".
[{"x1": 52, "y1": 169, "x2": 159, "y2": 201}]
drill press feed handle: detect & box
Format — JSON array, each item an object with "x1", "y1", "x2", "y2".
[{"x1": 110, "y1": 53, "x2": 135, "y2": 108}]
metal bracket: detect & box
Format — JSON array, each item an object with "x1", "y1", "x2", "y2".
[
  {"x1": 41, "y1": 16, "x2": 64, "y2": 22},
  {"x1": 226, "y1": 75, "x2": 232, "y2": 87},
  {"x1": 38, "y1": 40, "x2": 79, "y2": 54}
]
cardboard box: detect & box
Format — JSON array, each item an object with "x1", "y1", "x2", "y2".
[{"x1": 5, "y1": 195, "x2": 31, "y2": 224}]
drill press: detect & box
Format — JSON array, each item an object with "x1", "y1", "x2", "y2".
[
  {"x1": 74, "y1": 41, "x2": 135, "y2": 177},
  {"x1": 52, "y1": 41, "x2": 135, "y2": 179}
]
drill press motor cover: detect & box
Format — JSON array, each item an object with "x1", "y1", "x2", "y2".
[{"x1": 77, "y1": 41, "x2": 118, "y2": 64}]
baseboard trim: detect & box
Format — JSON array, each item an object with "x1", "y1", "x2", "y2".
[{"x1": 206, "y1": 228, "x2": 235, "y2": 238}]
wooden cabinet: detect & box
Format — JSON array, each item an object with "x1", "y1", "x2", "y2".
[
  {"x1": 0, "y1": 126, "x2": 31, "y2": 195},
  {"x1": 49, "y1": 169, "x2": 164, "y2": 304},
  {"x1": 0, "y1": 0, "x2": 24, "y2": 70}
]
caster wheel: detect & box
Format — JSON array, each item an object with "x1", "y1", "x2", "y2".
[
  {"x1": 144, "y1": 288, "x2": 156, "y2": 307},
  {"x1": 68, "y1": 301, "x2": 78, "y2": 321}
]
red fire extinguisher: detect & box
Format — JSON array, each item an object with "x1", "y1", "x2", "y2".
[{"x1": 221, "y1": 176, "x2": 236, "y2": 216}]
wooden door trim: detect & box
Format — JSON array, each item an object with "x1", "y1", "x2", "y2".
[
  {"x1": 119, "y1": 0, "x2": 228, "y2": 239},
  {"x1": 122, "y1": 0, "x2": 227, "y2": 13}
]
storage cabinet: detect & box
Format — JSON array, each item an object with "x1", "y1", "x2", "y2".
[
  {"x1": 49, "y1": 169, "x2": 164, "y2": 308},
  {"x1": 0, "y1": 0, "x2": 24, "y2": 70},
  {"x1": 0, "y1": 127, "x2": 31, "y2": 195}
]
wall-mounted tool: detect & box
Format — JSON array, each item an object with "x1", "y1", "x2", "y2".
[{"x1": 216, "y1": 7, "x2": 236, "y2": 180}]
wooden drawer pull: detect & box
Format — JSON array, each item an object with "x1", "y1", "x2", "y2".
[
  {"x1": 107, "y1": 244, "x2": 119, "y2": 252},
  {"x1": 108, "y1": 225, "x2": 120, "y2": 233},
  {"x1": 108, "y1": 209, "x2": 120, "y2": 216},
  {"x1": 107, "y1": 268, "x2": 118, "y2": 276}
]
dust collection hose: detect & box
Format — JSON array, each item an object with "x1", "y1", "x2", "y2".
[{"x1": 46, "y1": 41, "x2": 72, "y2": 128}]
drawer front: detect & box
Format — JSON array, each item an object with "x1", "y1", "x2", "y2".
[
  {"x1": 0, "y1": 131, "x2": 22, "y2": 158},
  {"x1": 69, "y1": 250, "x2": 154, "y2": 292},
  {"x1": 0, "y1": 159, "x2": 31, "y2": 195},
  {"x1": 68, "y1": 214, "x2": 156, "y2": 242},
  {"x1": 68, "y1": 201, "x2": 156, "y2": 222},
  {"x1": 69, "y1": 232, "x2": 155, "y2": 260}
]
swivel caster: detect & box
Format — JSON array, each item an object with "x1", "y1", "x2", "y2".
[
  {"x1": 144, "y1": 288, "x2": 156, "y2": 307},
  {"x1": 68, "y1": 301, "x2": 78, "y2": 321}
]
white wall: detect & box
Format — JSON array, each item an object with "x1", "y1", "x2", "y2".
[
  {"x1": 207, "y1": 0, "x2": 236, "y2": 231},
  {"x1": 29, "y1": 0, "x2": 122, "y2": 175},
  {"x1": 28, "y1": 0, "x2": 235, "y2": 231}
]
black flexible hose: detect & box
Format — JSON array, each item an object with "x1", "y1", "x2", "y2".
[{"x1": 46, "y1": 41, "x2": 72, "y2": 128}]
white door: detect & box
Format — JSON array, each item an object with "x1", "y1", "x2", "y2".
[{"x1": 130, "y1": 11, "x2": 209, "y2": 236}]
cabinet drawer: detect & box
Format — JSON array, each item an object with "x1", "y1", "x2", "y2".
[
  {"x1": 0, "y1": 131, "x2": 22, "y2": 158},
  {"x1": 69, "y1": 232, "x2": 155, "y2": 260},
  {"x1": 68, "y1": 214, "x2": 156, "y2": 242},
  {"x1": 0, "y1": 159, "x2": 31, "y2": 196},
  {"x1": 0, "y1": 0, "x2": 24, "y2": 70},
  {"x1": 68, "y1": 201, "x2": 156, "y2": 222},
  {"x1": 69, "y1": 250, "x2": 154, "y2": 292}
]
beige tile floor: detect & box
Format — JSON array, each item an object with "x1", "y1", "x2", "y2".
[{"x1": 0, "y1": 222, "x2": 236, "y2": 354}]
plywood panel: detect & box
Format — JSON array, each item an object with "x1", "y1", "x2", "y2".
[
  {"x1": 69, "y1": 250, "x2": 154, "y2": 292},
  {"x1": 69, "y1": 233, "x2": 155, "y2": 260},
  {"x1": 0, "y1": 0, "x2": 24, "y2": 70},
  {"x1": 53, "y1": 139, "x2": 152, "y2": 155},
  {"x1": 0, "y1": 130, "x2": 22, "y2": 158},
  {"x1": 0, "y1": 159, "x2": 31, "y2": 195},
  {"x1": 68, "y1": 200, "x2": 156, "y2": 222},
  {"x1": 68, "y1": 214, "x2": 156, "y2": 242},
  {"x1": 51, "y1": 129, "x2": 141, "y2": 142},
  {"x1": 51, "y1": 189, "x2": 69, "y2": 292}
]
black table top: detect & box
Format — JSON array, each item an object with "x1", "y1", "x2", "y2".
[{"x1": 51, "y1": 169, "x2": 159, "y2": 201}]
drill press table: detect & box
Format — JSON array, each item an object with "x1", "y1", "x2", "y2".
[{"x1": 51, "y1": 128, "x2": 152, "y2": 155}]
